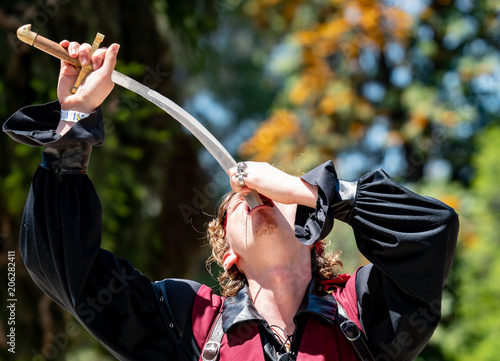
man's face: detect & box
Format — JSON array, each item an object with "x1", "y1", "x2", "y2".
[{"x1": 223, "y1": 192, "x2": 300, "y2": 271}]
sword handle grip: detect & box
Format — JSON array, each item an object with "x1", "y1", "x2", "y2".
[{"x1": 17, "y1": 24, "x2": 81, "y2": 68}]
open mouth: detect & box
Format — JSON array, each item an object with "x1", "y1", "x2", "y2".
[
  {"x1": 248, "y1": 193, "x2": 274, "y2": 214},
  {"x1": 259, "y1": 194, "x2": 275, "y2": 207}
]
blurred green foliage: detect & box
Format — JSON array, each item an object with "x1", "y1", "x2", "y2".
[
  {"x1": 432, "y1": 125, "x2": 500, "y2": 361},
  {"x1": 0, "y1": 1, "x2": 224, "y2": 359}
]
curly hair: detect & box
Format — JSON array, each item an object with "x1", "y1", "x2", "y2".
[{"x1": 206, "y1": 191, "x2": 343, "y2": 297}]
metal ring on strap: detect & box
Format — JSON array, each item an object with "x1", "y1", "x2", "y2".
[
  {"x1": 202, "y1": 340, "x2": 221, "y2": 361},
  {"x1": 340, "y1": 320, "x2": 361, "y2": 342}
]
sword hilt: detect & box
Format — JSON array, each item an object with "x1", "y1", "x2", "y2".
[
  {"x1": 17, "y1": 24, "x2": 104, "y2": 93},
  {"x1": 17, "y1": 24, "x2": 81, "y2": 66},
  {"x1": 71, "y1": 32, "x2": 105, "y2": 93}
]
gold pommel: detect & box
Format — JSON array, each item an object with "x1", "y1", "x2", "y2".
[{"x1": 17, "y1": 24, "x2": 38, "y2": 46}]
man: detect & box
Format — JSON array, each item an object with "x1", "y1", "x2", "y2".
[{"x1": 3, "y1": 40, "x2": 459, "y2": 361}]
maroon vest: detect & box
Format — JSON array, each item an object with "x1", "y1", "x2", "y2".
[{"x1": 192, "y1": 285, "x2": 360, "y2": 361}]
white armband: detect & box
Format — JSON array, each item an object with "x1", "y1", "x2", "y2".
[{"x1": 60, "y1": 110, "x2": 90, "y2": 123}]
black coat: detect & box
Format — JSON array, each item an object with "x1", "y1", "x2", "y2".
[{"x1": 3, "y1": 102, "x2": 459, "y2": 361}]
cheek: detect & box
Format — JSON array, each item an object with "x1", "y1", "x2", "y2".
[
  {"x1": 226, "y1": 213, "x2": 243, "y2": 237},
  {"x1": 225, "y1": 222, "x2": 242, "y2": 251},
  {"x1": 225, "y1": 234, "x2": 243, "y2": 260}
]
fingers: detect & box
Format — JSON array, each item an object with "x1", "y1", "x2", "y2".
[
  {"x1": 229, "y1": 162, "x2": 309, "y2": 205},
  {"x1": 59, "y1": 40, "x2": 114, "y2": 69},
  {"x1": 67, "y1": 41, "x2": 80, "y2": 57},
  {"x1": 65, "y1": 42, "x2": 91, "y2": 66},
  {"x1": 59, "y1": 40, "x2": 79, "y2": 76},
  {"x1": 229, "y1": 162, "x2": 252, "y2": 194},
  {"x1": 230, "y1": 174, "x2": 251, "y2": 194},
  {"x1": 62, "y1": 40, "x2": 84, "y2": 59},
  {"x1": 91, "y1": 47, "x2": 107, "y2": 70},
  {"x1": 96, "y1": 43, "x2": 120, "y2": 74},
  {"x1": 78, "y1": 43, "x2": 92, "y2": 66},
  {"x1": 74, "y1": 43, "x2": 119, "y2": 73},
  {"x1": 57, "y1": 39, "x2": 119, "y2": 114},
  {"x1": 59, "y1": 40, "x2": 89, "y2": 67}
]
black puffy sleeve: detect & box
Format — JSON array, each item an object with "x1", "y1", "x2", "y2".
[
  {"x1": 295, "y1": 161, "x2": 459, "y2": 361},
  {"x1": 3, "y1": 102, "x2": 180, "y2": 360}
]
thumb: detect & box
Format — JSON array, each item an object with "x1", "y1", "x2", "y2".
[{"x1": 99, "y1": 43, "x2": 120, "y2": 76}]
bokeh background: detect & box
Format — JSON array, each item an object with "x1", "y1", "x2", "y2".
[{"x1": 1, "y1": 0, "x2": 499, "y2": 360}]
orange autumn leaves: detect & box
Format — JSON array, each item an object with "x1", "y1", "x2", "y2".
[
  {"x1": 240, "y1": 0, "x2": 413, "y2": 161},
  {"x1": 239, "y1": 110, "x2": 301, "y2": 162}
]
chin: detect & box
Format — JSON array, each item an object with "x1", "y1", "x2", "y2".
[{"x1": 251, "y1": 212, "x2": 279, "y2": 238}]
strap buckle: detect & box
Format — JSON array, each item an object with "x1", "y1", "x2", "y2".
[
  {"x1": 340, "y1": 320, "x2": 361, "y2": 341},
  {"x1": 202, "y1": 340, "x2": 221, "y2": 361}
]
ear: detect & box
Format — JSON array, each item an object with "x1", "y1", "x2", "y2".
[{"x1": 223, "y1": 249, "x2": 239, "y2": 271}]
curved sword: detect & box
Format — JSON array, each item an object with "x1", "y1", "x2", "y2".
[{"x1": 16, "y1": 24, "x2": 262, "y2": 209}]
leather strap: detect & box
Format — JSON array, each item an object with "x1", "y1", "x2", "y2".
[
  {"x1": 201, "y1": 310, "x2": 224, "y2": 361},
  {"x1": 200, "y1": 300, "x2": 375, "y2": 361},
  {"x1": 336, "y1": 302, "x2": 375, "y2": 361}
]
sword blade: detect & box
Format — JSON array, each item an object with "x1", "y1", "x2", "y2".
[
  {"x1": 110, "y1": 71, "x2": 263, "y2": 209},
  {"x1": 15, "y1": 24, "x2": 262, "y2": 209}
]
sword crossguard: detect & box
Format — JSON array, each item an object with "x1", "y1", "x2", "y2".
[{"x1": 71, "y1": 32, "x2": 105, "y2": 94}]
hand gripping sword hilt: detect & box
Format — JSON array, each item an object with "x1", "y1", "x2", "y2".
[{"x1": 17, "y1": 24, "x2": 104, "y2": 93}]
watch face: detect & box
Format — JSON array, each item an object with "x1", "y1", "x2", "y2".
[{"x1": 278, "y1": 354, "x2": 295, "y2": 361}]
